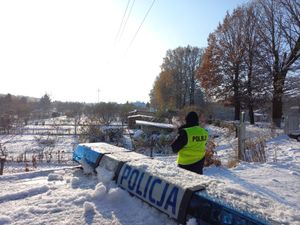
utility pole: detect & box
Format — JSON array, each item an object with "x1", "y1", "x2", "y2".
[{"x1": 97, "y1": 89, "x2": 100, "y2": 103}]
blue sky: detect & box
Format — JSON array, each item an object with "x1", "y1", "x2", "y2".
[
  {"x1": 139, "y1": 0, "x2": 246, "y2": 48},
  {"x1": 0, "y1": 0, "x2": 246, "y2": 103}
]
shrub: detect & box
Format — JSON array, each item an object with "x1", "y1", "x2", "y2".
[
  {"x1": 132, "y1": 130, "x2": 176, "y2": 155},
  {"x1": 204, "y1": 140, "x2": 221, "y2": 167},
  {"x1": 79, "y1": 125, "x2": 105, "y2": 143}
]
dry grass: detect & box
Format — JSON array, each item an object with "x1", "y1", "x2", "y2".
[
  {"x1": 204, "y1": 140, "x2": 222, "y2": 167},
  {"x1": 235, "y1": 136, "x2": 267, "y2": 163},
  {"x1": 244, "y1": 137, "x2": 266, "y2": 162},
  {"x1": 227, "y1": 158, "x2": 239, "y2": 168}
]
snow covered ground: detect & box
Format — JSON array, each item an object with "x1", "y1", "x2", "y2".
[
  {"x1": 0, "y1": 167, "x2": 178, "y2": 225},
  {"x1": 0, "y1": 123, "x2": 300, "y2": 225},
  {"x1": 206, "y1": 125, "x2": 300, "y2": 224}
]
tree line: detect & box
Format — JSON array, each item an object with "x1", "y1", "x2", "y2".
[
  {"x1": 0, "y1": 93, "x2": 138, "y2": 134},
  {"x1": 150, "y1": 0, "x2": 300, "y2": 126}
]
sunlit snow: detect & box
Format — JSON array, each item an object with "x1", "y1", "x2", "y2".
[{"x1": 0, "y1": 123, "x2": 299, "y2": 224}]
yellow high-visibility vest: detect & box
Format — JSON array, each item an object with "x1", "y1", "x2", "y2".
[{"x1": 177, "y1": 126, "x2": 208, "y2": 165}]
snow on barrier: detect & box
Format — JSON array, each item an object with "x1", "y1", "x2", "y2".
[
  {"x1": 73, "y1": 143, "x2": 131, "y2": 169},
  {"x1": 73, "y1": 143, "x2": 269, "y2": 225}
]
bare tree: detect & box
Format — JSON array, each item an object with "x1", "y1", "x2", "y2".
[
  {"x1": 118, "y1": 102, "x2": 135, "y2": 126},
  {"x1": 256, "y1": 0, "x2": 300, "y2": 127},
  {"x1": 243, "y1": 3, "x2": 271, "y2": 124},
  {"x1": 92, "y1": 102, "x2": 119, "y2": 125}
]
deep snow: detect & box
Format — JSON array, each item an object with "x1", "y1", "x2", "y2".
[{"x1": 0, "y1": 167, "x2": 177, "y2": 225}]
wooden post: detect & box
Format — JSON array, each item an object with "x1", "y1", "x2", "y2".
[
  {"x1": 150, "y1": 136, "x2": 155, "y2": 158},
  {"x1": 74, "y1": 118, "x2": 77, "y2": 135},
  {"x1": 238, "y1": 111, "x2": 246, "y2": 160},
  {"x1": 0, "y1": 157, "x2": 5, "y2": 175}
]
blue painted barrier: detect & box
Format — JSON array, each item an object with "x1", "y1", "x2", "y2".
[
  {"x1": 73, "y1": 143, "x2": 269, "y2": 225},
  {"x1": 188, "y1": 191, "x2": 268, "y2": 225},
  {"x1": 72, "y1": 144, "x2": 103, "y2": 169},
  {"x1": 73, "y1": 143, "x2": 131, "y2": 169}
]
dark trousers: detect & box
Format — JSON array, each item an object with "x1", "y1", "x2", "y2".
[{"x1": 178, "y1": 157, "x2": 205, "y2": 175}]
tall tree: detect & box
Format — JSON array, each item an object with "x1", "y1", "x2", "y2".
[
  {"x1": 150, "y1": 46, "x2": 204, "y2": 110},
  {"x1": 39, "y1": 94, "x2": 52, "y2": 117},
  {"x1": 1, "y1": 94, "x2": 13, "y2": 114},
  {"x1": 15, "y1": 97, "x2": 33, "y2": 124},
  {"x1": 119, "y1": 102, "x2": 135, "y2": 126},
  {"x1": 242, "y1": 3, "x2": 271, "y2": 124},
  {"x1": 92, "y1": 102, "x2": 119, "y2": 125},
  {"x1": 198, "y1": 8, "x2": 246, "y2": 120},
  {"x1": 150, "y1": 70, "x2": 176, "y2": 110},
  {"x1": 256, "y1": 0, "x2": 300, "y2": 126}
]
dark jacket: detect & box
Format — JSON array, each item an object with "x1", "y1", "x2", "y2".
[{"x1": 171, "y1": 112, "x2": 199, "y2": 153}]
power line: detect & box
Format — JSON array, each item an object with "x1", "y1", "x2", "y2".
[
  {"x1": 114, "y1": 0, "x2": 131, "y2": 44},
  {"x1": 124, "y1": 0, "x2": 156, "y2": 55},
  {"x1": 116, "y1": 0, "x2": 136, "y2": 44}
]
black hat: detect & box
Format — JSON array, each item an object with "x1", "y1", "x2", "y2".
[{"x1": 185, "y1": 111, "x2": 199, "y2": 126}]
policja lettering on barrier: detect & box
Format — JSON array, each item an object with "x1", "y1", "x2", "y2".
[{"x1": 117, "y1": 164, "x2": 185, "y2": 219}]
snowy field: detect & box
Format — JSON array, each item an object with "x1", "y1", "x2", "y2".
[
  {"x1": 1, "y1": 134, "x2": 78, "y2": 174},
  {"x1": 0, "y1": 123, "x2": 300, "y2": 225}
]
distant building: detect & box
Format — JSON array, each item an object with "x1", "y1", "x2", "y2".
[
  {"x1": 284, "y1": 106, "x2": 300, "y2": 139},
  {"x1": 253, "y1": 110, "x2": 270, "y2": 122},
  {"x1": 127, "y1": 110, "x2": 155, "y2": 129},
  {"x1": 128, "y1": 109, "x2": 155, "y2": 117}
]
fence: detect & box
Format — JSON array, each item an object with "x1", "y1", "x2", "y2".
[
  {"x1": 2, "y1": 124, "x2": 126, "y2": 136},
  {"x1": 6, "y1": 150, "x2": 74, "y2": 164}
]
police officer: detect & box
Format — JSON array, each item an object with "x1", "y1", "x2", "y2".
[{"x1": 171, "y1": 111, "x2": 208, "y2": 174}]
